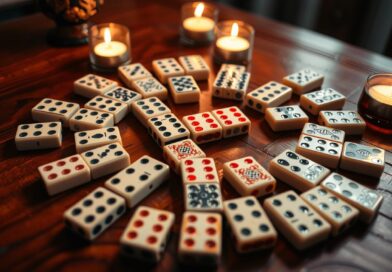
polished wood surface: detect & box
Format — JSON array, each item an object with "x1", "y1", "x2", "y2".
[{"x1": 0, "y1": 1, "x2": 391, "y2": 271}]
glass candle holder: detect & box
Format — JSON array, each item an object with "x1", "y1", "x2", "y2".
[
  {"x1": 180, "y1": 2, "x2": 218, "y2": 46},
  {"x1": 213, "y1": 20, "x2": 254, "y2": 65},
  {"x1": 358, "y1": 73, "x2": 392, "y2": 135},
  {"x1": 89, "y1": 23, "x2": 131, "y2": 72}
]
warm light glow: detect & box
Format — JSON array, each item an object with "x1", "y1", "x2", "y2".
[
  {"x1": 231, "y1": 23, "x2": 239, "y2": 37},
  {"x1": 104, "y1": 28, "x2": 111, "y2": 44},
  {"x1": 194, "y1": 3, "x2": 204, "y2": 17}
]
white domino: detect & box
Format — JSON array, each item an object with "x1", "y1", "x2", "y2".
[
  {"x1": 152, "y1": 58, "x2": 185, "y2": 84},
  {"x1": 105, "y1": 155, "x2": 169, "y2": 208},
  {"x1": 120, "y1": 206, "x2": 175, "y2": 262},
  {"x1": 263, "y1": 190, "x2": 331, "y2": 250},
  {"x1": 69, "y1": 108, "x2": 114, "y2": 132},
  {"x1": 301, "y1": 123, "x2": 345, "y2": 143},
  {"x1": 223, "y1": 156, "x2": 276, "y2": 197},
  {"x1": 301, "y1": 186, "x2": 359, "y2": 236},
  {"x1": 15, "y1": 122, "x2": 62, "y2": 151},
  {"x1": 178, "y1": 55, "x2": 210, "y2": 81},
  {"x1": 282, "y1": 68, "x2": 324, "y2": 95},
  {"x1": 64, "y1": 187, "x2": 126, "y2": 240},
  {"x1": 321, "y1": 173, "x2": 383, "y2": 223},
  {"x1": 180, "y1": 157, "x2": 219, "y2": 185},
  {"x1": 74, "y1": 74, "x2": 118, "y2": 98},
  {"x1": 223, "y1": 196, "x2": 277, "y2": 252},
  {"x1": 168, "y1": 75, "x2": 200, "y2": 104},
  {"x1": 38, "y1": 154, "x2": 91, "y2": 196},
  {"x1": 300, "y1": 88, "x2": 345, "y2": 115},
  {"x1": 318, "y1": 110, "x2": 366, "y2": 135},
  {"x1": 265, "y1": 105, "x2": 309, "y2": 132},
  {"x1": 131, "y1": 97, "x2": 171, "y2": 126},
  {"x1": 81, "y1": 143, "x2": 130, "y2": 179},
  {"x1": 74, "y1": 126, "x2": 122, "y2": 153},
  {"x1": 178, "y1": 212, "x2": 222, "y2": 265},
  {"x1": 31, "y1": 98, "x2": 79, "y2": 127},
  {"x1": 268, "y1": 149, "x2": 331, "y2": 192},
  {"x1": 118, "y1": 63, "x2": 152, "y2": 88},
  {"x1": 246, "y1": 81, "x2": 293, "y2": 113},
  {"x1": 85, "y1": 95, "x2": 128, "y2": 123},
  {"x1": 133, "y1": 77, "x2": 168, "y2": 101},
  {"x1": 103, "y1": 86, "x2": 142, "y2": 109}
]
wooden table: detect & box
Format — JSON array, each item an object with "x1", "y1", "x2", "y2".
[{"x1": 1, "y1": 1, "x2": 391, "y2": 271}]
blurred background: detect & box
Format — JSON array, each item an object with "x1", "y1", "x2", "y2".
[{"x1": 1, "y1": 0, "x2": 391, "y2": 57}]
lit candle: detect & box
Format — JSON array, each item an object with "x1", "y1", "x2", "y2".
[
  {"x1": 181, "y1": 2, "x2": 217, "y2": 44},
  {"x1": 94, "y1": 28, "x2": 127, "y2": 58},
  {"x1": 183, "y1": 3, "x2": 215, "y2": 33},
  {"x1": 368, "y1": 85, "x2": 392, "y2": 105},
  {"x1": 216, "y1": 23, "x2": 250, "y2": 52}
]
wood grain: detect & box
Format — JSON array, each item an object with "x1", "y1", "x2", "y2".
[{"x1": 0, "y1": 1, "x2": 391, "y2": 271}]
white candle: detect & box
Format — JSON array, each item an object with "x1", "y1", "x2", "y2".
[
  {"x1": 369, "y1": 85, "x2": 392, "y2": 105},
  {"x1": 216, "y1": 22, "x2": 250, "y2": 52},
  {"x1": 183, "y1": 16, "x2": 215, "y2": 33},
  {"x1": 94, "y1": 28, "x2": 127, "y2": 58}
]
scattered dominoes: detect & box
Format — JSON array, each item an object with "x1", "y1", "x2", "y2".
[
  {"x1": 74, "y1": 74, "x2": 118, "y2": 98},
  {"x1": 15, "y1": 122, "x2": 62, "y2": 151},
  {"x1": 64, "y1": 187, "x2": 126, "y2": 240},
  {"x1": 265, "y1": 105, "x2": 309, "y2": 132},
  {"x1": 223, "y1": 196, "x2": 277, "y2": 252},
  {"x1": 85, "y1": 96, "x2": 128, "y2": 124},
  {"x1": 132, "y1": 97, "x2": 171, "y2": 126},
  {"x1": 212, "y1": 68, "x2": 250, "y2": 101},
  {"x1": 295, "y1": 134, "x2": 343, "y2": 169},
  {"x1": 152, "y1": 58, "x2": 185, "y2": 84},
  {"x1": 103, "y1": 86, "x2": 142, "y2": 109},
  {"x1": 340, "y1": 142, "x2": 385, "y2": 177},
  {"x1": 301, "y1": 123, "x2": 345, "y2": 143},
  {"x1": 268, "y1": 150, "x2": 331, "y2": 192},
  {"x1": 31, "y1": 98, "x2": 79, "y2": 127},
  {"x1": 182, "y1": 112, "x2": 222, "y2": 144},
  {"x1": 300, "y1": 88, "x2": 346, "y2": 115},
  {"x1": 223, "y1": 156, "x2": 276, "y2": 197},
  {"x1": 118, "y1": 63, "x2": 152, "y2": 88},
  {"x1": 178, "y1": 55, "x2": 210, "y2": 81},
  {"x1": 69, "y1": 108, "x2": 114, "y2": 132},
  {"x1": 318, "y1": 110, "x2": 366, "y2": 135},
  {"x1": 133, "y1": 77, "x2": 168, "y2": 100},
  {"x1": 38, "y1": 154, "x2": 91, "y2": 196},
  {"x1": 105, "y1": 155, "x2": 169, "y2": 208},
  {"x1": 220, "y1": 64, "x2": 246, "y2": 73},
  {"x1": 282, "y1": 69, "x2": 324, "y2": 95},
  {"x1": 184, "y1": 183, "x2": 223, "y2": 212},
  {"x1": 74, "y1": 126, "x2": 122, "y2": 153},
  {"x1": 147, "y1": 113, "x2": 190, "y2": 148},
  {"x1": 246, "y1": 81, "x2": 293, "y2": 113},
  {"x1": 263, "y1": 190, "x2": 331, "y2": 250},
  {"x1": 163, "y1": 139, "x2": 206, "y2": 173},
  {"x1": 211, "y1": 106, "x2": 251, "y2": 138},
  {"x1": 120, "y1": 206, "x2": 175, "y2": 262},
  {"x1": 180, "y1": 158, "x2": 219, "y2": 185},
  {"x1": 178, "y1": 212, "x2": 222, "y2": 265},
  {"x1": 80, "y1": 143, "x2": 130, "y2": 179},
  {"x1": 301, "y1": 186, "x2": 359, "y2": 236},
  {"x1": 168, "y1": 75, "x2": 200, "y2": 104},
  {"x1": 321, "y1": 173, "x2": 383, "y2": 223}
]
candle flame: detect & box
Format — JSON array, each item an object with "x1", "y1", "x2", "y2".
[
  {"x1": 231, "y1": 23, "x2": 239, "y2": 37},
  {"x1": 194, "y1": 3, "x2": 204, "y2": 17},
  {"x1": 104, "y1": 28, "x2": 111, "y2": 44}
]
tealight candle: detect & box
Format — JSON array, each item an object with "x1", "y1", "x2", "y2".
[
  {"x1": 89, "y1": 23, "x2": 131, "y2": 71},
  {"x1": 213, "y1": 20, "x2": 254, "y2": 64},
  {"x1": 358, "y1": 73, "x2": 392, "y2": 134},
  {"x1": 180, "y1": 2, "x2": 218, "y2": 45}
]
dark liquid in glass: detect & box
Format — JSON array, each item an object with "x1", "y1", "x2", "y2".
[{"x1": 358, "y1": 88, "x2": 392, "y2": 135}]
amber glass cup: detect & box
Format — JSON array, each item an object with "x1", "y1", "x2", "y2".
[{"x1": 357, "y1": 73, "x2": 392, "y2": 135}]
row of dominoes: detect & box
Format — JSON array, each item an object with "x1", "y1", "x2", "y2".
[{"x1": 294, "y1": 123, "x2": 385, "y2": 176}]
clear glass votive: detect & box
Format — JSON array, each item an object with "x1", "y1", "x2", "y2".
[
  {"x1": 213, "y1": 20, "x2": 254, "y2": 65},
  {"x1": 89, "y1": 23, "x2": 131, "y2": 72},
  {"x1": 180, "y1": 2, "x2": 218, "y2": 46},
  {"x1": 358, "y1": 73, "x2": 392, "y2": 135}
]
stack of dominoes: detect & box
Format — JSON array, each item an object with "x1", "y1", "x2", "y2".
[{"x1": 13, "y1": 55, "x2": 387, "y2": 267}]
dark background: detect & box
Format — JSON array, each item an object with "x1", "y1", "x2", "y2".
[{"x1": 1, "y1": 0, "x2": 391, "y2": 57}]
